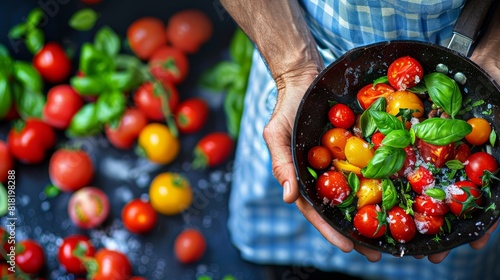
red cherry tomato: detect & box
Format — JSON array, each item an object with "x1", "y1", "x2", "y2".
[
  {"x1": 353, "y1": 204, "x2": 387, "y2": 238},
  {"x1": 68, "y1": 187, "x2": 110, "y2": 229},
  {"x1": 387, "y1": 206, "x2": 416, "y2": 243},
  {"x1": 174, "y1": 228, "x2": 207, "y2": 264},
  {"x1": 92, "y1": 249, "x2": 132, "y2": 280},
  {"x1": 0, "y1": 141, "x2": 13, "y2": 183},
  {"x1": 413, "y1": 194, "x2": 449, "y2": 216},
  {"x1": 149, "y1": 46, "x2": 189, "y2": 85},
  {"x1": 193, "y1": 132, "x2": 234, "y2": 168},
  {"x1": 105, "y1": 108, "x2": 148, "y2": 149},
  {"x1": 445, "y1": 180, "x2": 483, "y2": 217},
  {"x1": 33, "y1": 42, "x2": 72, "y2": 84},
  {"x1": 166, "y1": 9, "x2": 213, "y2": 54},
  {"x1": 58, "y1": 235, "x2": 95, "y2": 274},
  {"x1": 17, "y1": 239, "x2": 45, "y2": 274},
  {"x1": 413, "y1": 212, "x2": 444, "y2": 235},
  {"x1": 121, "y1": 199, "x2": 158, "y2": 234},
  {"x1": 453, "y1": 142, "x2": 471, "y2": 163},
  {"x1": 371, "y1": 131, "x2": 385, "y2": 150},
  {"x1": 316, "y1": 170, "x2": 351, "y2": 206},
  {"x1": 416, "y1": 139, "x2": 454, "y2": 168},
  {"x1": 307, "y1": 145, "x2": 332, "y2": 170},
  {"x1": 464, "y1": 152, "x2": 498, "y2": 186},
  {"x1": 328, "y1": 103, "x2": 355, "y2": 129},
  {"x1": 127, "y1": 17, "x2": 167, "y2": 60},
  {"x1": 406, "y1": 165, "x2": 435, "y2": 194},
  {"x1": 42, "y1": 85, "x2": 84, "y2": 129},
  {"x1": 7, "y1": 118, "x2": 56, "y2": 164},
  {"x1": 356, "y1": 83, "x2": 395, "y2": 110},
  {"x1": 49, "y1": 148, "x2": 94, "y2": 192},
  {"x1": 174, "y1": 98, "x2": 209, "y2": 134},
  {"x1": 392, "y1": 145, "x2": 416, "y2": 179},
  {"x1": 387, "y1": 56, "x2": 423, "y2": 90},
  {"x1": 133, "y1": 81, "x2": 179, "y2": 122}
]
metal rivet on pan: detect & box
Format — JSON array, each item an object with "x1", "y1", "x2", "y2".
[
  {"x1": 436, "y1": 63, "x2": 448, "y2": 74},
  {"x1": 454, "y1": 72, "x2": 467, "y2": 84}
]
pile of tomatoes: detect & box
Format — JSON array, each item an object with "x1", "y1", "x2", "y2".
[
  {"x1": 0, "y1": 1, "x2": 236, "y2": 279},
  {"x1": 308, "y1": 56, "x2": 499, "y2": 244}
]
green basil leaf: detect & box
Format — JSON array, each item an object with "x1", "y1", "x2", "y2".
[
  {"x1": 8, "y1": 24, "x2": 26, "y2": 39},
  {"x1": 25, "y1": 28, "x2": 45, "y2": 54},
  {"x1": 381, "y1": 178, "x2": 398, "y2": 210},
  {"x1": 0, "y1": 45, "x2": 13, "y2": 76},
  {"x1": 12, "y1": 61, "x2": 43, "y2": 92},
  {"x1": 229, "y1": 28, "x2": 254, "y2": 70},
  {"x1": 70, "y1": 75, "x2": 106, "y2": 95},
  {"x1": 413, "y1": 118, "x2": 472, "y2": 145},
  {"x1": 360, "y1": 97, "x2": 386, "y2": 138},
  {"x1": 348, "y1": 172, "x2": 360, "y2": 193},
  {"x1": 200, "y1": 61, "x2": 240, "y2": 92},
  {"x1": 361, "y1": 146, "x2": 406, "y2": 179},
  {"x1": 381, "y1": 129, "x2": 411, "y2": 148},
  {"x1": 372, "y1": 76, "x2": 388, "y2": 87},
  {"x1": 424, "y1": 72, "x2": 462, "y2": 118},
  {"x1": 425, "y1": 188, "x2": 446, "y2": 201},
  {"x1": 490, "y1": 129, "x2": 497, "y2": 147},
  {"x1": 69, "y1": 8, "x2": 98, "y2": 31},
  {"x1": 445, "y1": 159, "x2": 464, "y2": 170},
  {"x1": 26, "y1": 8, "x2": 44, "y2": 27},
  {"x1": 107, "y1": 70, "x2": 141, "y2": 92},
  {"x1": 0, "y1": 183, "x2": 8, "y2": 217},
  {"x1": 79, "y1": 43, "x2": 115, "y2": 75},
  {"x1": 13, "y1": 87, "x2": 45, "y2": 119},
  {"x1": 0, "y1": 75, "x2": 12, "y2": 118},
  {"x1": 94, "y1": 26, "x2": 120, "y2": 57},
  {"x1": 224, "y1": 90, "x2": 245, "y2": 138},
  {"x1": 407, "y1": 82, "x2": 427, "y2": 94},
  {"x1": 67, "y1": 103, "x2": 101, "y2": 137},
  {"x1": 369, "y1": 110, "x2": 405, "y2": 135},
  {"x1": 96, "y1": 90, "x2": 126, "y2": 124}
]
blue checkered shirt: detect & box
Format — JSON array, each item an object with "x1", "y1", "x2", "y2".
[{"x1": 227, "y1": 1, "x2": 500, "y2": 279}]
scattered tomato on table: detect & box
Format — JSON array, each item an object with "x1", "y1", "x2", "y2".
[
  {"x1": 7, "y1": 118, "x2": 56, "y2": 164},
  {"x1": 149, "y1": 172, "x2": 193, "y2": 215},
  {"x1": 121, "y1": 198, "x2": 158, "y2": 234},
  {"x1": 57, "y1": 235, "x2": 95, "y2": 275},
  {"x1": 174, "y1": 228, "x2": 207, "y2": 264},
  {"x1": 16, "y1": 239, "x2": 46, "y2": 275},
  {"x1": 48, "y1": 147, "x2": 94, "y2": 192},
  {"x1": 67, "y1": 187, "x2": 110, "y2": 229},
  {"x1": 137, "y1": 123, "x2": 180, "y2": 165}
]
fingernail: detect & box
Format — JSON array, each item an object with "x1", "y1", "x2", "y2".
[{"x1": 283, "y1": 181, "x2": 290, "y2": 200}]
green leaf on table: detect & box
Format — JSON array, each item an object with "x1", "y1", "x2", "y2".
[
  {"x1": 200, "y1": 61, "x2": 240, "y2": 92},
  {"x1": 224, "y1": 89, "x2": 245, "y2": 138},
  {"x1": 229, "y1": 28, "x2": 253, "y2": 71},
  {"x1": 26, "y1": 8, "x2": 44, "y2": 27},
  {"x1": 94, "y1": 26, "x2": 120, "y2": 57},
  {"x1": 96, "y1": 90, "x2": 126, "y2": 124},
  {"x1": 70, "y1": 8, "x2": 98, "y2": 31},
  {"x1": 67, "y1": 103, "x2": 101, "y2": 137},
  {"x1": 25, "y1": 28, "x2": 45, "y2": 54},
  {"x1": 8, "y1": 24, "x2": 26, "y2": 39},
  {"x1": 0, "y1": 75, "x2": 13, "y2": 118},
  {"x1": 13, "y1": 87, "x2": 45, "y2": 119},
  {"x1": 70, "y1": 75, "x2": 106, "y2": 95},
  {"x1": 79, "y1": 43, "x2": 115, "y2": 75},
  {"x1": 12, "y1": 61, "x2": 43, "y2": 92}
]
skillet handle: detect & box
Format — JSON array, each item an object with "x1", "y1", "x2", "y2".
[{"x1": 453, "y1": 0, "x2": 495, "y2": 41}]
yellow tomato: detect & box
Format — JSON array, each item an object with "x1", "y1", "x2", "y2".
[
  {"x1": 149, "y1": 172, "x2": 193, "y2": 215},
  {"x1": 386, "y1": 91, "x2": 424, "y2": 118},
  {"x1": 332, "y1": 159, "x2": 361, "y2": 175},
  {"x1": 138, "y1": 123, "x2": 180, "y2": 164},
  {"x1": 356, "y1": 178, "x2": 383, "y2": 209},
  {"x1": 344, "y1": 136, "x2": 374, "y2": 168},
  {"x1": 465, "y1": 117, "x2": 491, "y2": 146}
]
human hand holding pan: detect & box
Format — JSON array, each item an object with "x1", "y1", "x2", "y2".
[{"x1": 292, "y1": 0, "x2": 500, "y2": 257}]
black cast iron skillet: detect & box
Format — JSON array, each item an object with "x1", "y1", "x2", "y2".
[{"x1": 292, "y1": 0, "x2": 500, "y2": 256}]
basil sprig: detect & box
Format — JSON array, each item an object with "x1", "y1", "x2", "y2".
[
  {"x1": 369, "y1": 110, "x2": 405, "y2": 135},
  {"x1": 424, "y1": 72, "x2": 462, "y2": 118},
  {"x1": 412, "y1": 118, "x2": 472, "y2": 146},
  {"x1": 381, "y1": 179, "x2": 398, "y2": 211}
]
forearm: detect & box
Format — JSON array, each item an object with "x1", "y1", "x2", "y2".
[
  {"x1": 470, "y1": 2, "x2": 500, "y2": 77},
  {"x1": 220, "y1": 0, "x2": 323, "y2": 89}
]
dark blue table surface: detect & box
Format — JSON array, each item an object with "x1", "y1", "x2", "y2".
[{"x1": 0, "y1": 1, "x2": 271, "y2": 279}]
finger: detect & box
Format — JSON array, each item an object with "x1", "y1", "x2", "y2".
[
  {"x1": 354, "y1": 244, "x2": 382, "y2": 262},
  {"x1": 295, "y1": 196, "x2": 355, "y2": 253},
  {"x1": 470, "y1": 220, "x2": 499, "y2": 250},
  {"x1": 427, "y1": 250, "x2": 450, "y2": 264}
]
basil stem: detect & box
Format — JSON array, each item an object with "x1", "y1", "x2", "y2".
[
  {"x1": 413, "y1": 118, "x2": 472, "y2": 145},
  {"x1": 361, "y1": 145, "x2": 406, "y2": 178},
  {"x1": 360, "y1": 97, "x2": 386, "y2": 138},
  {"x1": 424, "y1": 72, "x2": 462, "y2": 118}
]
